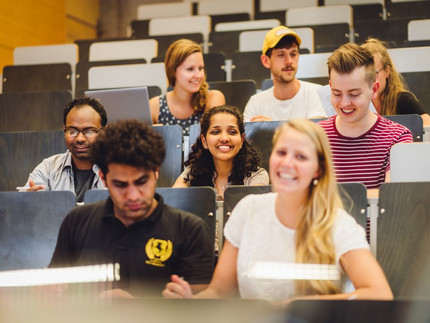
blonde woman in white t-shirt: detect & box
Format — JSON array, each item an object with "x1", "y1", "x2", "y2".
[{"x1": 163, "y1": 119, "x2": 392, "y2": 303}]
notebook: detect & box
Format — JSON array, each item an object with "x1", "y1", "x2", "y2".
[{"x1": 85, "y1": 87, "x2": 152, "y2": 125}]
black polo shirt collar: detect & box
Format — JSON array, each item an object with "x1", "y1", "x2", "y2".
[{"x1": 101, "y1": 192, "x2": 164, "y2": 227}]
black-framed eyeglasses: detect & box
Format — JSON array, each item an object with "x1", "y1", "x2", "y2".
[
  {"x1": 376, "y1": 67, "x2": 384, "y2": 76},
  {"x1": 64, "y1": 126, "x2": 104, "y2": 137}
]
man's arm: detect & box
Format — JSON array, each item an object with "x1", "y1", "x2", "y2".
[
  {"x1": 23, "y1": 160, "x2": 51, "y2": 191},
  {"x1": 49, "y1": 212, "x2": 76, "y2": 268},
  {"x1": 177, "y1": 216, "x2": 215, "y2": 289}
]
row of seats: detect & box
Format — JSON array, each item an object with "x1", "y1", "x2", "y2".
[
  {"x1": 0, "y1": 117, "x2": 427, "y2": 193},
  {"x1": 2, "y1": 180, "x2": 430, "y2": 298},
  {"x1": 3, "y1": 44, "x2": 430, "y2": 111}
]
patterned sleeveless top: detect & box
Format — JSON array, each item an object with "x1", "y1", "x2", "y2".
[{"x1": 158, "y1": 95, "x2": 203, "y2": 136}]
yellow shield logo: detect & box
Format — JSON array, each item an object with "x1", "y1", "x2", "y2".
[{"x1": 145, "y1": 238, "x2": 173, "y2": 267}]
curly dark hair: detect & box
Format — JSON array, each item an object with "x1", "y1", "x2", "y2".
[
  {"x1": 91, "y1": 119, "x2": 165, "y2": 175},
  {"x1": 63, "y1": 97, "x2": 108, "y2": 126},
  {"x1": 185, "y1": 105, "x2": 261, "y2": 187}
]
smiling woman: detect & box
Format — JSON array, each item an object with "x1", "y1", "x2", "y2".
[
  {"x1": 149, "y1": 39, "x2": 225, "y2": 136},
  {"x1": 172, "y1": 105, "x2": 269, "y2": 200},
  {"x1": 164, "y1": 119, "x2": 393, "y2": 302}
]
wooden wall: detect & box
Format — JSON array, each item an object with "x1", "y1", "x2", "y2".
[{"x1": 0, "y1": 0, "x2": 99, "y2": 72}]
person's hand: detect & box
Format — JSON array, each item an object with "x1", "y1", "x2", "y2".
[
  {"x1": 162, "y1": 275, "x2": 193, "y2": 299},
  {"x1": 26, "y1": 180, "x2": 45, "y2": 191},
  {"x1": 250, "y1": 115, "x2": 273, "y2": 122}
]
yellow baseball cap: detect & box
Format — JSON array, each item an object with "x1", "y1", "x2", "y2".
[{"x1": 262, "y1": 26, "x2": 302, "y2": 55}]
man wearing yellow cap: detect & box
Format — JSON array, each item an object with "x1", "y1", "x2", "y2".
[{"x1": 243, "y1": 26, "x2": 326, "y2": 122}]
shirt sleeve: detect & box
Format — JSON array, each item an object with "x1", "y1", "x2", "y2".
[
  {"x1": 179, "y1": 167, "x2": 190, "y2": 181},
  {"x1": 386, "y1": 126, "x2": 413, "y2": 172},
  {"x1": 397, "y1": 91, "x2": 427, "y2": 115},
  {"x1": 177, "y1": 214, "x2": 215, "y2": 284},
  {"x1": 223, "y1": 194, "x2": 253, "y2": 248},
  {"x1": 333, "y1": 209, "x2": 370, "y2": 265},
  {"x1": 49, "y1": 211, "x2": 77, "y2": 268},
  {"x1": 25, "y1": 159, "x2": 51, "y2": 190},
  {"x1": 244, "y1": 168, "x2": 270, "y2": 186}
]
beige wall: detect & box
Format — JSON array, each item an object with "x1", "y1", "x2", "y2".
[{"x1": 0, "y1": 0, "x2": 99, "y2": 71}]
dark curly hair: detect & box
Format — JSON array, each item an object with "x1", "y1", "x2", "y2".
[
  {"x1": 184, "y1": 105, "x2": 261, "y2": 187},
  {"x1": 91, "y1": 119, "x2": 165, "y2": 175},
  {"x1": 64, "y1": 97, "x2": 108, "y2": 126}
]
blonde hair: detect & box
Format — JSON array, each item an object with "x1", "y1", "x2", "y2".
[
  {"x1": 361, "y1": 38, "x2": 413, "y2": 115},
  {"x1": 328, "y1": 43, "x2": 376, "y2": 88},
  {"x1": 164, "y1": 39, "x2": 209, "y2": 113},
  {"x1": 272, "y1": 119, "x2": 343, "y2": 295}
]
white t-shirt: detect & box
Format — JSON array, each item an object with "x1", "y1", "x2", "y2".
[
  {"x1": 224, "y1": 192, "x2": 369, "y2": 301},
  {"x1": 243, "y1": 81, "x2": 327, "y2": 122}
]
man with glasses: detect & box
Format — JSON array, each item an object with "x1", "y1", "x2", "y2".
[{"x1": 23, "y1": 97, "x2": 107, "y2": 202}]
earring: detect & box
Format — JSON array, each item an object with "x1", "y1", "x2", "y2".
[{"x1": 313, "y1": 178, "x2": 319, "y2": 186}]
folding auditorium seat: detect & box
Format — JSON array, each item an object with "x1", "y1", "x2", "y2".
[
  {"x1": 286, "y1": 5, "x2": 354, "y2": 52},
  {"x1": 2, "y1": 64, "x2": 72, "y2": 94},
  {"x1": 0, "y1": 191, "x2": 76, "y2": 270},
  {"x1": 208, "y1": 80, "x2": 257, "y2": 113},
  {"x1": 354, "y1": 17, "x2": 410, "y2": 48},
  {"x1": 386, "y1": 0, "x2": 430, "y2": 20},
  {"x1": 130, "y1": 27, "x2": 204, "y2": 58},
  {"x1": 209, "y1": 19, "x2": 280, "y2": 59},
  {"x1": 296, "y1": 52, "x2": 331, "y2": 85},
  {"x1": 231, "y1": 51, "x2": 271, "y2": 88},
  {"x1": 255, "y1": 0, "x2": 317, "y2": 24},
  {"x1": 324, "y1": 0, "x2": 386, "y2": 22},
  {"x1": 197, "y1": 0, "x2": 253, "y2": 30},
  {"x1": 75, "y1": 59, "x2": 147, "y2": 97},
  {"x1": 75, "y1": 37, "x2": 129, "y2": 62},
  {"x1": 134, "y1": 2, "x2": 193, "y2": 38},
  {"x1": 88, "y1": 63, "x2": 168, "y2": 94},
  {"x1": 0, "y1": 130, "x2": 67, "y2": 192},
  {"x1": 390, "y1": 142, "x2": 430, "y2": 182},
  {"x1": 0, "y1": 91, "x2": 72, "y2": 132},
  {"x1": 384, "y1": 115, "x2": 424, "y2": 142},
  {"x1": 404, "y1": 19, "x2": 430, "y2": 47},
  {"x1": 89, "y1": 39, "x2": 158, "y2": 63},
  {"x1": 13, "y1": 44, "x2": 78, "y2": 95},
  {"x1": 377, "y1": 182, "x2": 430, "y2": 298},
  {"x1": 388, "y1": 46, "x2": 430, "y2": 114},
  {"x1": 148, "y1": 15, "x2": 211, "y2": 53}
]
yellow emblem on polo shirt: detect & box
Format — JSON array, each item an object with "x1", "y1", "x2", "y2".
[{"x1": 145, "y1": 238, "x2": 173, "y2": 267}]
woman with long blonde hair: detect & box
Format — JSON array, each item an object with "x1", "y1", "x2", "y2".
[
  {"x1": 163, "y1": 119, "x2": 392, "y2": 302},
  {"x1": 149, "y1": 39, "x2": 225, "y2": 136},
  {"x1": 361, "y1": 38, "x2": 430, "y2": 126}
]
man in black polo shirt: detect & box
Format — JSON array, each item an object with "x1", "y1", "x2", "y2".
[{"x1": 49, "y1": 120, "x2": 214, "y2": 297}]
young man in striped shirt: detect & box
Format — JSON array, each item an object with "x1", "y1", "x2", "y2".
[{"x1": 318, "y1": 43, "x2": 413, "y2": 198}]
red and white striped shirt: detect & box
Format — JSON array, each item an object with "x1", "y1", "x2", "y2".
[{"x1": 318, "y1": 115, "x2": 413, "y2": 189}]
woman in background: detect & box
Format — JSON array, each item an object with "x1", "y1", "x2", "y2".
[
  {"x1": 361, "y1": 38, "x2": 430, "y2": 126},
  {"x1": 173, "y1": 105, "x2": 269, "y2": 200},
  {"x1": 166, "y1": 119, "x2": 392, "y2": 302},
  {"x1": 150, "y1": 39, "x2": 225, "y2": 136}
]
